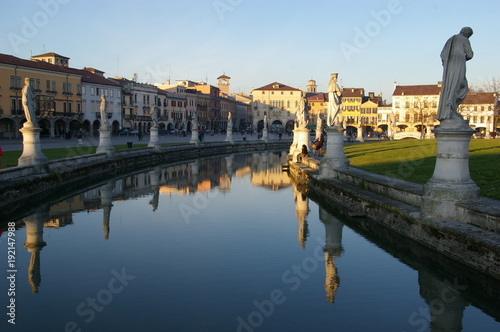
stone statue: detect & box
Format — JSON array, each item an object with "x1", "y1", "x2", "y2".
[
  {"x1": 100, "y1": 94, "x2": 109, "y2": 129},
  {"x1": 437, "y1": 27, "x2": 474, "y2": 121},
  {"x1": 263, "y1": 113, "x2": 267, "y2": 128},
  {"x1": 327, "y1": 73, "x2": 342, "y2": 127},
  {"x1": 296, "y1": 93, "x2": 308, "y2": 129},
  {"x1": 151, "y1": 104, "x2": 159, "y2": 128},
  {"x1": 22, "y1": 78, "x2": 37, "y2": 126},
  {"x1": 227, "y1": 112, "x2": 233, "y2": 130},
  {"x1": 192, "y1": 111, "x2": 198, "y2": 129}
]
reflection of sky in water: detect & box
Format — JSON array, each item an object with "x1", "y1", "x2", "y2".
[{"x1": 0, "y1": 152, "x2": 498, "y2": 332}]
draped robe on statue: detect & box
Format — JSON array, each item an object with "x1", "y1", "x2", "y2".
[{"x1": 437, "y1": 32, "x2": 474, "y2": 120}]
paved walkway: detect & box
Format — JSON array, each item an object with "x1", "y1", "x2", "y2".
[{"x1": 0, "y1": 132, "x2": 293, "y2": 152}]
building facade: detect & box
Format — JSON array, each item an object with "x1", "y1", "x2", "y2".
[
  {"x1": 0, "y1": 53, "x2": 82, "y2": 138},
  {"x1": 251, "y1": 82, "x2": 303, "y2": 133}
]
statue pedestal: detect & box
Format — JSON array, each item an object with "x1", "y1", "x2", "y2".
[
  {"x1": 225, "y1": 128, "x2": 234, "y2": 144},
  {"x1": 319, "y1": 125, "x2": 349, "y2": 178},
  {"x1": 421, "y1": 120, "x2": 480, "y2": 220},
  {"x1": 148, "y1": 127, "x2": 161, "y2": 151},
  {"x1": 261, "y1": 128, "x2": 269, "y2": 142},
  {"x1": 289, "y1": 127, "x2": 311, "y2": 162},
  {"x1": 190, "y1": 128, "x2": 200, "y2": 146},
  {"x1": 18, "y1": 125, "x2": 48, "y2": 168},
  {"x1": 96, "y1": 128, "x2": 115, "y2": 157}
]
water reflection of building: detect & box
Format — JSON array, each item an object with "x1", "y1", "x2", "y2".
[
  {"x1": 319, "y1": 207, "x2": 344, "y2": 303},
  {"x1": 251, "y1": 152, "x2": 291, "y2": 190},
  {"x1": 293, "y1": 183, "x2": 309, "y2": 249}
]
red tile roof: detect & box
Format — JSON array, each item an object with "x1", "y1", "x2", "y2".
[
  {"x1": 307, "y1": 93, "x2": 327, "y2": 102},
  {"x1": 393, "y1": 84, "x2": 440, "y2": 96},
  {"x1": 0, "y1": 53, "x2": 77, "y2": 75},
  {"x1": 342, "y1": 88, "x2": 364, "y2": 97},
  {"x1": 253, "y1": 82, "x2": 301, "y2": 91},
  {"x1": 462, "y1": 92, "x2": 497, "y2": 105},
  {"x1": 0, "y1": 53, "x2": 119, "y2": 87}
]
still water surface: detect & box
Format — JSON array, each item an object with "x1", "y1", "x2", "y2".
[{"x1": 1, "y1": 151, "x2": 499, "y2": 332}]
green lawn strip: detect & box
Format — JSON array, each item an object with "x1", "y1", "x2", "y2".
[
  {"x1": 0, "y1": 142, "x2": 187, "y2": 169},
  {"x1": 345, "y1": 139, "x2": 500, "y2": 200}
]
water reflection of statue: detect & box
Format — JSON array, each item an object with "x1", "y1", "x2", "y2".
[
  {"x1": 320, "y1": 207, "x2": 343, "y2": 303},
  {"x1": 151, "y1": 104, "x2": 159, "y2": 128},
  {"x1": 22, "y1": 78, "x2": 37, "y2": 126},
  {"x1": 437, "y1": 27, "x2": 473, "y2": 122},
  {"x1": 327, "y1": 73, "x2": 342, "y2": 127},
  {"x1": 100, "y1": 95, "x2": 109, "y2": 129}
]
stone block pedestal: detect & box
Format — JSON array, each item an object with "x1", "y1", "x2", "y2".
[
  {"x1": 18, "y1": 125, "x2": 48, "y2": 168},
  {"x1": 319, "y1": 125, "x2": 349, "y2": 178},
  {"x1": 96, "y1": 128, "x2": 115, "y2": 157},
  {"x1": 148, "y1": 127, "x2": 161, "y2": 151},
  {"x1": 421, "y1": 120, "x2": 480, "y2": 220},
  {"x1": 289, "y1": 128, "x2": 311, "y2": 162}
]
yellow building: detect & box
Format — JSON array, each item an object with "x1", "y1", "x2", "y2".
[
  {"x1": 0, "y1": 53, "x2": 82, "y2": 138},
  {"x1": 251, "y1": 82, "x2": 303, "y2": 134},
  {"x1": 340, "y1": 88, "x2": 364, "y2": 135},
  {"x1": 307, "y1": 93, "x2": 327, "y2": 127},
  {"x1": 392, "y1": 84, "x2": 440, "y2": 134}
]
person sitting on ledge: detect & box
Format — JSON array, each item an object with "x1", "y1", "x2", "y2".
[{"x1": 297, "y1": 144, "x2": 309, "y2": 162}]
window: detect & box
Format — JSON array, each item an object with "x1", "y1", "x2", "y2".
[
  {"x1": 91, "y1": 87, "x2": 95, "y2": 96},
  {"x1": 46, "y1": 80, "x2": 51, "y2": 91},
  {"x1": 82, "y1": 86, "x2": 86, "y2": 95},
  {"x1": 110, "y1": 89, "x2": 114, "y2": 97},
  {"x1": 52, "y1": 80, "x2": 56, "y2": 92},
  {"x1": 10, "y1": 75, "x2": 21, "y2": 89}
]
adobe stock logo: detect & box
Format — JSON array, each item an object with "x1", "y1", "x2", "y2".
[
  {"x1": 8, "y1": 0, "x2": 72, "y2": 54},
  {"x1": 339, "y1": 0, "x2": 405, "y2": 63}
]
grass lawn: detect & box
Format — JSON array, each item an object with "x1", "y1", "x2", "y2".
[
  {"x1": 344, "y1": 139, "x2": 500, "y2": 200},
  {"x1": 0, "y1": 143, "x2": 181, "y2": 170},
  {"x1": 1, "y1": 139, "x2": 498, "y2": 200}
]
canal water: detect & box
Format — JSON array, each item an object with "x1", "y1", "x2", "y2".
[{"x1": 1, "y1": 151, "x2": 499, "y2": 332}]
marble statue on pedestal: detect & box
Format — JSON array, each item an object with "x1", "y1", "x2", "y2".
[
  {"x1": 100, "y1": 95, "x2": 109, "y2": 129},
  {"x1": 227, "y1": 112, "x2": 233, "y2": 131},
  {"x1": 296, "y1": 93, "x2": 308, "y2": 129},
  {"x1": 327, "y1": 73, "x2": 342, "y2": 127},
  {"x1": 437, "y1": 27, "x2": 473, "y2": 124},
  {"x1": 22, "y1": 78, "x2": 37, "y2": 126},
  {"x1": 151, "y1": 104, "x2": 159, "y2": 128}
]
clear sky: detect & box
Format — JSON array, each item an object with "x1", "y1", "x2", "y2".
[{"x1": 2, "y1": 0, "x2": 499, "y2": 103}]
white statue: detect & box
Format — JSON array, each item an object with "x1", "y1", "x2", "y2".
[
  {"x1": 296, "y1": 93, "x2": 308, "y2": 129},
  {"x1": 437, "y1": 27, "x2": 474, "y2": 121},
  {"x1": 263, "y1": 113, "x2": 268, "y2": 129},
  {"x1": 100, "y1": 95, "x2": 109, "y2": 129},
  {"x1": 227, "y1": 112, "x2": 233, "y2": 130},
  {"x1": 327, "y1": 73, "x2": 342, "y2": 127},
  {"x1": 192, "y1": 111, "x2": 198, "y2": 129},
  {"x1": 22, "y1": 78, "x2": 37, "y2": 126},
  {"x1": 151, "y1": 104, "x2": 159, "y2": 128}
]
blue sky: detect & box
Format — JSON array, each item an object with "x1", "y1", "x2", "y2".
[{"x1": 2, "y1": 0, "x2": 499, "y2": 103}]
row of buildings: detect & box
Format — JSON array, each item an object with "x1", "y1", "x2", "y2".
[
  {"x1": 0, "y1": 51, "x2": 498, "y2": 139},
  {"x1": 251, "y1": 78, "x2": 499, "y2": 137},
  {"x1": 0, "y1": 52, "x2": 252, "y2": 138}
]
